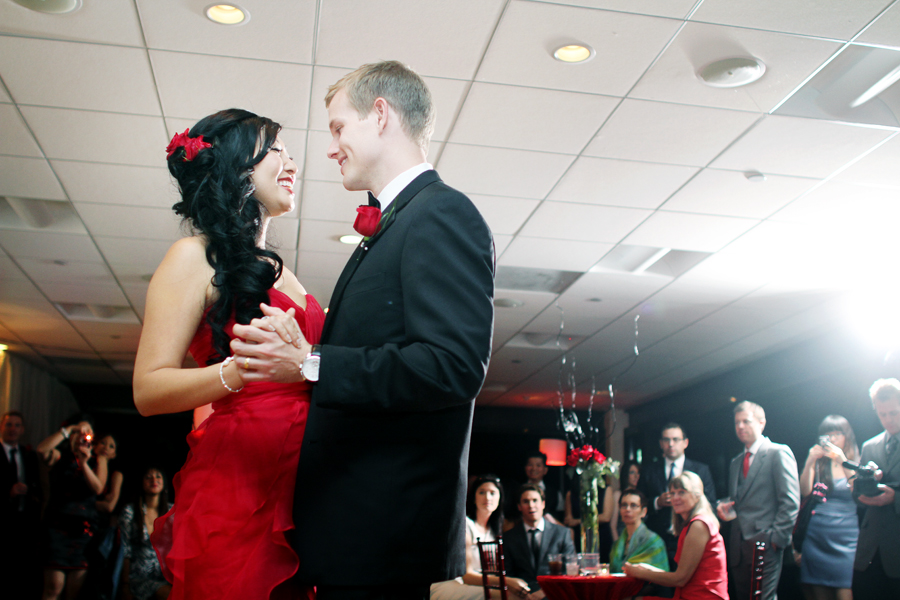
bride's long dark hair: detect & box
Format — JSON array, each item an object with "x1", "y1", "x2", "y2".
[{"x1": 166, "y1": 109, "x2": 283, "y2": 363}]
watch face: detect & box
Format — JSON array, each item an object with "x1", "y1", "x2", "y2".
[{"x1": 302, "y1": 355, "x2": 320, "y2": 382}]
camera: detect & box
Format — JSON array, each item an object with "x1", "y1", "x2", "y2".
[
  {"x1": 818, "y1": 435, "x2": 831, "y2": 448},
  {"x1": 843, "y1": 461, "x2": 880, "y2": 497}
]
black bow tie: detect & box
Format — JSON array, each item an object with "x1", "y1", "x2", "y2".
[{"x1": 367, "y1": 192, "x2": 381, "y2": 209}]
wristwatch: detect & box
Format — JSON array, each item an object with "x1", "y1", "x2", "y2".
[{"x1": 301, "y1": 345, "x2": 321, "y2": 382}]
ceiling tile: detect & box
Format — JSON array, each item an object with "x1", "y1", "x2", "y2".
[
  {"x1": 267, "y1": 216, "x2": 299, "y2": 251},
  {"x1": 0, "y1": 255, "x2": 27, "y2": 281},
  {"x1": 300, "y1": 180, "x2": 364, "y2": 223},
  {"x1": 151, "y1": 51, "x2": 311, "y2": 125},
  {"x1": 0, "y1": 37, "x2": 159, "y2": 115},
  {"x1": 16, "y1": 258, "x2": 112, "y2": 285},
  {"x1": 630, "y1": 22, "x2": 843, "y2": 113},
  {"x1": 499, "y1": 237, "x2": 613, "y2": 272},
  {"x1": 662, "y1": 168, "x2": 818, "y2": 218},
  {"x1": 0, "y1": 3, "x2": 143, "y2": 45},
  {"x1": 0, "y1": 104, "x2": 42, "y2": 157},
  {"x1": 769, "y1": 180, "x2": 900, "y2": 226},
  {"x1": 20, "y1": 107, "x2": 166, "y2": 167},
  {"x1": 833, "y1": 133, "x2": 900, "y2": 189},
  {"x1": 584, "y1": 100, "x2": 760, "y2": 166},
  {"x1": 493, "y1": 234, "x2": 513, "y2": 256},
  {"x1": 690, "y1": 0, "x2": 892, "y2": 39},
  {"x1": 0, "y1": 156, "x2": 66, "y2": 200},
  {"x1": 138, "y1": 0, "x2": 316, "y2": 63},
  {"x1": 518, "y1": 201, "x2": 652, "y2": 242},
  {"x1": 73, "y1": 203, "x2": 182, "y2": 241},
  {"x1": 491, "y1": 289, "x2": 559, "y2": 332},
  {"x1": 298, "y1": 219, "x2": 362, "y2": 254},
  {"x1": 0, "y1": 230, "x2": 100, "y2": 262},
  {"x1": 547, "y1": 0, "x2": 699, "y2": 18},
  {"x1": 295, "y1": 250, "x2": 353, "y2": 281},
  {"x1": 316, "y1": 0, "x2": 505, "y2": 79},
  {"x1": 39, "y1": 282, "x2": 127, "y2": 305},
  {"x1": 477, "y1": 1, "x2": 681, "y2": 95},
  {"x1": 856, "y1": 2, "x2": 900, "y2": 48},
  {"x1": 437, "y1": 144, "x2": 575, "y2": 199},
  {"x1": 450, "y1": 83, "x2": 618, "y2": 154},
  {"x1": 304, "y1": 130, "x2": 341, "y2": 183},
  {"x1": 0, "y1": 279, "x2": 46, "y2": 303},
  {"x1": 122, "y1": 282, "x2": 149, "y2": 318},
  {"x1": 52, "y1": 161, "x2": 176, "y2": 208},
  {"x1": 623, "y1": 211, "x2": 759, "y2": 252},
  {"x1": 710, "y1": 115, "x2": 894, "y2": 178},
  {"x1": 468, "y1": 194, "x2": 539, "y2": 236},
  {"x1": 549, "y1": 156, "x2": 698, "y2": 209}
]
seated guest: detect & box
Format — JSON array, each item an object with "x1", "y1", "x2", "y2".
[
  {"x1": 119, "y1": 467, "x2": 171, "y2": 600},
  {"x1": 611, "y1": 461, "x2": 642, "y2": 540},
  {"x1": 432, "y1": 475, "x2": 530, "y2": 600},
  {"x1": 609, "y1": 489, "x2": 668, "y2": 574},
  {"x1": 505, "y1": 484, "x2": 575, "y2": 600},
  {"x1": 624, "y1": 472, "x2": 728, "y2": 600}
]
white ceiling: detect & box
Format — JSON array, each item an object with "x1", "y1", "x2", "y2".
[{"x1": 1, "y1": 0, "x2": 899, "y2": 411}]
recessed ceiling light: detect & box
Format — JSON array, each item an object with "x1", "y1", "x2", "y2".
[
  {"x1": 553, "y1": 44, "x2": 595, "y2": 64},
  {"x1": 11, "y1": 0, "x2": 81, "y2": 13},
  {"x1": 0, "y1": 343, "x2": 8, "y2": 352},
  {"x1": 494, "y1": 298, "x2": 525, "y2": 308},
  {"x1": 205, "y1": 4, "x2": 250, "y2": 25},
  {"x1": 339, "y1": 234, "x2": 362, "y2": 245},
  {"x1": 698, "y1": 57, "x2": 766, "y2": 88},
  {"x1": 744, "y1": 171, "x2": 767, "y2": 183}
]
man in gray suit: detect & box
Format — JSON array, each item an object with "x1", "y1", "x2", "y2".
[
  {"x1": 717, "y1": 401, "x2": 800, "y2": 600},
  {"x1": 852, "y1": 378, "x2": 900, "y2": 596}
]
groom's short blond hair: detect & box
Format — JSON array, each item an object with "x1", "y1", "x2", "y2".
[{"x1": 325, "y1": 60, "x2": 435, "y2": 152}]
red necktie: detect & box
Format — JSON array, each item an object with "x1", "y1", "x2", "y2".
[{"x1": 742, "y1": 451, "x2": 751, "y2": 478}]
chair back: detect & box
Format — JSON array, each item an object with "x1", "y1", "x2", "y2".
[
  {"x1": 750, "y1": 540, "x2": 766, "y2": 599},
  {"x1": 477, "y1": 538, "x2": 508, "y2": 600}
]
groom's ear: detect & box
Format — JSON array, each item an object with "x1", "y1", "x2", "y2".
[{"x1": 373, "y1": 97, "x2": 390, "y2": 132}]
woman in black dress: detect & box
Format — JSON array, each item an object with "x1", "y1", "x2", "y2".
[{"x1": 36, "y1": 416, "x2": 108, "y2": 600}]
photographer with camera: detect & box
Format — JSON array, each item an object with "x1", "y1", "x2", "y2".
[
  {"x1": 796, "y1": 415, "x2": 859, "y2": 600},
  {"x1": 852, "y1": 379, "x2": 900, "y2": 597}
]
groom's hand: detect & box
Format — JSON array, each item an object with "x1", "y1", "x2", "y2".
[{"x1": 231, "y1": 304, "x2": 312, "y2": 383}]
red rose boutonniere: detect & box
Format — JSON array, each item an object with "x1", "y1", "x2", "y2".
[
  {"x1": 353, "y1": 205, "x2": 382, "y2": 237},
  {"x1": 166, "y1": 129, "x2": 212, "y2": 161}
]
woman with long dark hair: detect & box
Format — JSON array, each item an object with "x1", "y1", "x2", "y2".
[
  {"x1": 119, "y1": 467, "x2": 171, "y2": 600},
  {"x1": 133, "y1": 109, "x2": 324, "y2": 599},
  {"x1": 431, "y1": 475, "x2": 531, "y2": 600},
  {"x1": 797, "y1": 415, "x2": 859, "y2": 600}
]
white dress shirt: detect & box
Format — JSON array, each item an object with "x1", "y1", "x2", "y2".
[{"x1": 375, "y1": 162, "x2": 433, "y2": 212}]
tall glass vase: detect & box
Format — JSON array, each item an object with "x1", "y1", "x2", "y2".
[{"x1": 579, "y1": 477, "x2": 600, "y2": 553}]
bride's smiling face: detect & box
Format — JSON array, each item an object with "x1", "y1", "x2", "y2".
[{"x1": 251, "y1": 135, "x2": 298, "y2": 217}]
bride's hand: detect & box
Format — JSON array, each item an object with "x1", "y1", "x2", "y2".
[{"x1": 247, "y1": 304, "x2": 303, "y2": 348}]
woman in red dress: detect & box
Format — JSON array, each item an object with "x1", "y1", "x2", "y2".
[
  {"x1": 133, "y1": 109, "x2": 324, "y2": 600},
  {"x1": 624, "y1": 471, "x2": 729, "y2": 599}
]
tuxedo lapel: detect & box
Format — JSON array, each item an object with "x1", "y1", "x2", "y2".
[{"x1": 321, "y1": 170, "x2": 442, "y2": 343}]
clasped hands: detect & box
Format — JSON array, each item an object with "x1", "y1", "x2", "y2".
[{"x1": 230, "y1": 303, "x2": 311, "y2": 384}]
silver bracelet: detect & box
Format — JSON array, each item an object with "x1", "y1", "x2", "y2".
[
  {"x1": 219, "y1": 356, "x2": 244, "y2": 393},
  {"x1": 60, "y1": 427, "x2": 70, "y2": 440}
]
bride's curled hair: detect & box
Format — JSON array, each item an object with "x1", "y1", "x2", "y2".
[{"x1": 167, "y1": 108, "x2": 284, "y2": 363}]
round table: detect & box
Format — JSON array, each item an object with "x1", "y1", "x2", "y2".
[{"x1": 537, "y1": 574, "x2": 645, "y2": 600}]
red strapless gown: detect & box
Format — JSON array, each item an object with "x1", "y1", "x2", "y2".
[{"x1": 152, "y1": 289, "x2": 324, "y2": 600}]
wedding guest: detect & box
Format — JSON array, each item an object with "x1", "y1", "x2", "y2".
[
  {"x1": 611, "y1": 461, "x2": 641, "y2": 540},
  {"x1": 797, "y1": 415, "x2": 858, "y2": 600},
  {"x1": 431, "y1": 475, "x2": 530, "y2": 600},
  {"x1": 85, "y1": 433, "x2": 125, "y2": 600},
  {"x1": 37, "y1": 416, "x2": 108, "y2": 600},
  {"x1": 119, "y1": 467, "x2": 171, "y2": 600},
  {"x1": 609, "y1": 488, "x2": 668, "y2": 574},
  {"x1": 624, "y1": 472, "x2": 728, "y2": 600}
]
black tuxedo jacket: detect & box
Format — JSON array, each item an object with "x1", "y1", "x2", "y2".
[
  {"x1": 639, "y1": 457, "x2": 716, "y2": 541},
  {"x1": 292, "y1": 171, "x2": 495, "y2": 586},
  {"x1": 1, "y1": 444, "x2": 41, "y2": 523},
  {"x1": 504, "y1": 520, "x2": 575, "y2": 589}
]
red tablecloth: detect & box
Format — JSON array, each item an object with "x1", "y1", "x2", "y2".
[{"x1": 537, "y1": 575, "x2": 644, "y2": 600}]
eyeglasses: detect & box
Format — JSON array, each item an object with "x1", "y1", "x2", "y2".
[{"x1": 661, "y1": 437, "x2": 684, "y2": 444}]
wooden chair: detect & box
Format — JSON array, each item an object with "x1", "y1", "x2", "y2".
[
  {"x1": 750, "y1": 541, "x2": 766, "y2": 599},
  {"x1": 477, "y1": 538, "x2": 508, "y2": 600}
]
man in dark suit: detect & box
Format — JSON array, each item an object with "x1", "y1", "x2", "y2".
[
  {"x1": 639, "y1": 422, "x2": 716, "y2": 567},
  {"x1": 505, "y1": 484, "x2": 576, "y2": 600},
  {"x1": 1, "y1": 411, "x2": 43, "y2": 599},
  {"x1": 717, "y1": 401, "x2": 800, "y2": 600},
  {"x1": 852, "y1": 378, "x2": 900, "y2": 596},
  {"x1": 232, "y1": 61, "x2": 494, "y2": 600}
]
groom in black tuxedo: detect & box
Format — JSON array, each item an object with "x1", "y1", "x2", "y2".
[{"x1": 232, "y1": 61, "x2": 495, "y2": 600}]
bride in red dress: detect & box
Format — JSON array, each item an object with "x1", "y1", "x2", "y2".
[{"x1": 133, "y1": 109, "x2": 323, "y2": 600}]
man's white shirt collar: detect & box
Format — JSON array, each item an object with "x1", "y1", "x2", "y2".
[
  {"x1": 528, "y1": 518, "x2": 545, "y2": 532},
  {"x1": 664, "y1": 455, "x2": 685, "y2": 474},
  {"x1": 375, "y1": 162, "x2": 433, "y2": 212},
  {"x1": 746, "y1": 436, "x2": 766, "y2": 455},
  {"x1": 2, "y1": 441, "x2": 19, "y2": 460}
]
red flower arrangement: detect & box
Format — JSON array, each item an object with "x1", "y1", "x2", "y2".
[
  {"x1": 353, "y1": 205, "x2": 382, "y2": 237},
  {"x1": 566, "y1": 444, "x2": 606, "y2": 467},
  {"x1": 166, "y1": 129, "x2": 212, "y2": 162}
]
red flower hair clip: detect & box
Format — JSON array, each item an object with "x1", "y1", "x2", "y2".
[{"x1": 166, "y1": 129, "x2": 212, "y2": 162}]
